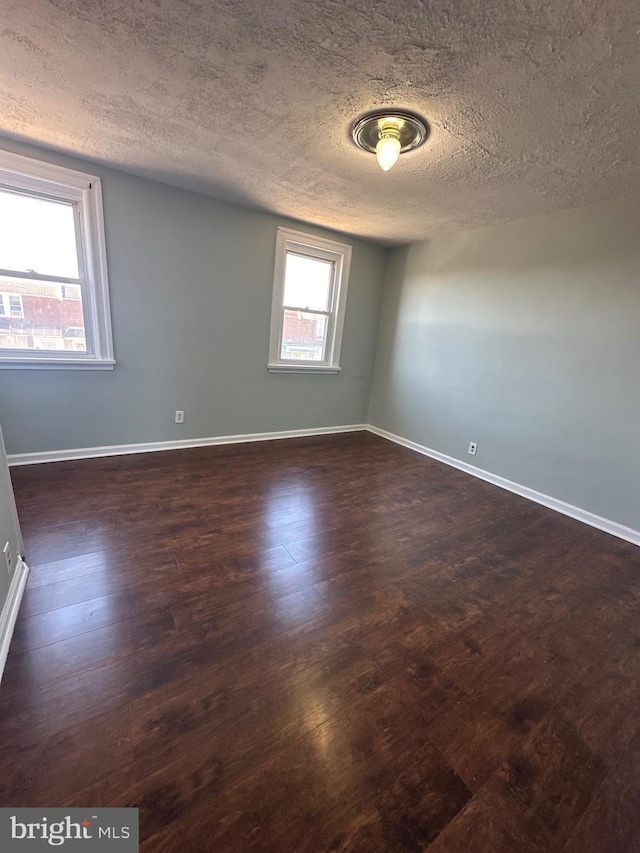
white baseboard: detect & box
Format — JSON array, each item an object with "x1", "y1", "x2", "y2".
[
  {"x1": 367, "y1": 425, "x2": 640, "y2": 548},
  {"x1": 0, "y1": 557, "x2": 29, "y2": 684},
  {"x1": 7, "y1": 424, "x2": 367, "y2": 467}
]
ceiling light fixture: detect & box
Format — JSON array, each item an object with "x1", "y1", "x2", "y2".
[{"x1": 351, "y1": 110, "x2": 429, "y2": 172}]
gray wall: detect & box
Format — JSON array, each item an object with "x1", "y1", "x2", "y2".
[
  {"x1": 0, "y1": 425, "x2": 22, "y2": 614},
  {"x1": 0, "y1": 137, "x2": 387, "y2": 455},
  {"x1": 369, "y1": 198, "x2": 640, "y2": 531}
]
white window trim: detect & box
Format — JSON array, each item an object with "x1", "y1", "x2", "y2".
[
  {"x1": 0, "y1": 293, "x2": 24, "y2": 318},
  {"x1": 268, "y1": 227, "x2": 352, "y2": 374},
  {"x1": 0, "y1": 149, "x2": 115, "y2": 370},
  {"x1": 8, "y1": 295, "x2": 24, "y2": 318}
]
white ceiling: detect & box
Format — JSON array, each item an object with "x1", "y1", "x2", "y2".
[{"x1": 1, "y1": 0, "x2": 639, "y2": 245}]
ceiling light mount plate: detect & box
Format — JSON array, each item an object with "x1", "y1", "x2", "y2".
[{"x1": 351, "y1": 110, "x2": 429, "y2": 158}]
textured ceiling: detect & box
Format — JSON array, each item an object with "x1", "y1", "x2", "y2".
[{"x1": 1, "y1": 0, "x2": 640, "y2": 245}]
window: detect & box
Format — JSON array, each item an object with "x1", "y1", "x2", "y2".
[
  {"x1": 268, "y1": 228, "x2": 352, "y2": 373},
  {"x1": 8, "y1": 295, "x2": 24, "y2": 318},
  {"x1": 0, "y1": 294, "x2": 24, "y2": 317},
  {"x1": 0, "y1": 150, "x2": 114, "y2": 369}
]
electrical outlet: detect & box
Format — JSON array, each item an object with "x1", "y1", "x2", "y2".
[
  {"x1": 468, "y1": 441, "x2": 478, "y2": 456},
  {"x1": 175, "y1": 410, "x2": 185, "y2": 424},
  {"x1": 3, "y1": 542, "x2": 12, "y2": 576}
]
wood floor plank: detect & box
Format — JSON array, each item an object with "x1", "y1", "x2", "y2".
[
  {"x1": 1, "y1": 607, "x2": 177, "y2": 702},
  {"x1": 9, "y1": 591, "x2": 140, "y2": 653},
  {"x1": 0, "y1": 706, "x2": 132, "y2": 807},
  {"x1": 563, "y1": 730, "x2": 640, "y2": 853},
  {"x1": 428, "y1": 715, "x2": 608, "y2": 853}
]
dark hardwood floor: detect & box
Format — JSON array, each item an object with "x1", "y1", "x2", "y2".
[{"x1": 1, "y1": 431, "x2": 639, "y2": 851}]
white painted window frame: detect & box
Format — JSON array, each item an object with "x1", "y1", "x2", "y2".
[
  {"x1": 8, "y1": 294, "x2": 24, "y2": 318},
  {"x1": 0, "y1": 293, "x2": 24, "y2": 318},
  {"x1": 0, "y1": 149, "x2": 115, "y2": 370},
  {"x1": 268, "y1": 227, "x2": 352, "y2": 374}
]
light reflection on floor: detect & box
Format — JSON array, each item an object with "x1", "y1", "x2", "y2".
[
  {"x1": 264, "y1": 480, "x2": 321, "y2": 579},
  {"x1": 262, "y1": 481, "x2": 318, "y2": 529}
]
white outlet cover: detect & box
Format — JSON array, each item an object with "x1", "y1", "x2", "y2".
[{"x1": 3, "y1": 542, "x2": 12, "y2": 574}]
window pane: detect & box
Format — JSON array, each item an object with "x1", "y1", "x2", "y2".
[
  {"x1": 0, "y1": 276, "x2": 86, "y2": 352},
  {"x1": 0, "y1": 188, "x2": 80, "y2": 279},
  {"x1": 281, "y1": 310, "x2": 328, "y2": 362},
  {"x1": 283, "y1": 252, "x2": 332, "y2": 311}
]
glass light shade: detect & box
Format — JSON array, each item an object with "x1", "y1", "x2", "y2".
[{"x1": 375, "y1": 136, "x2": 401, "y2": 172}]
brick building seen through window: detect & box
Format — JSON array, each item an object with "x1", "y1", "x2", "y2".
[{"x1": 0, "y1": 279, "x2": 86, "y2": 352}]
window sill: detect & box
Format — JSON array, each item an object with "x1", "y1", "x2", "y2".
[
  {"x1": 0, "y1": 357, "x2": 116, "y2": 370},
  {"x1": 268, "y1": 363, "x2": 341, "y2": 374}
]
